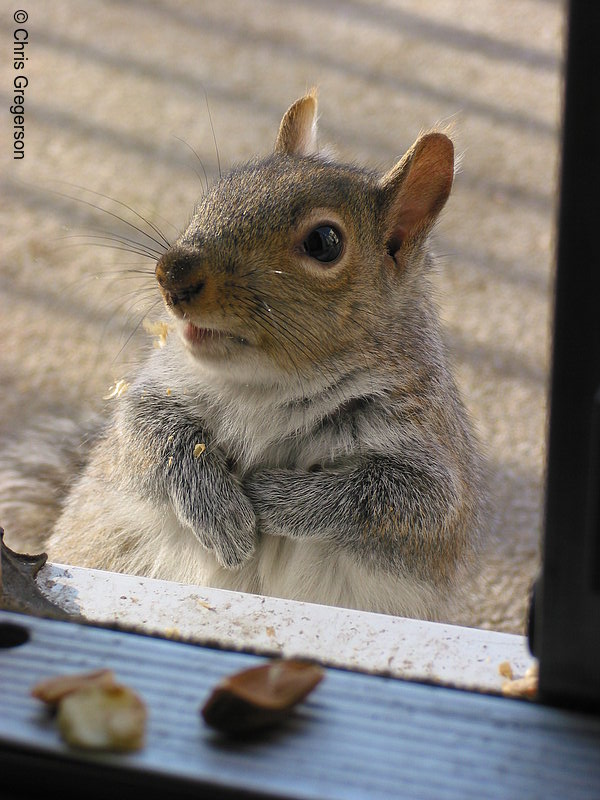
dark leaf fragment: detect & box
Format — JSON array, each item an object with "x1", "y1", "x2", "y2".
[{"x1": 0, "y1": 527, "x2": 71, "y2": 619}]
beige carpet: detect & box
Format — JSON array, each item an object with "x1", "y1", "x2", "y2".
[{"x1": 1, "y1": 0, "x2": 564, "y2": 633}]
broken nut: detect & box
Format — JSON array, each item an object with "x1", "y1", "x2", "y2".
[
  {"x1": 32, "y1": 670, "x2": 146, "y2": 752},
  {"x1": 31, "y1": 669, "x2": 117, "y2": 706},
  {"x1": 201, "y1": 659, "x2": 325, "y2": 734},
  {"x1": 56, "y1": 684, "x2": 146, "y2": 751}
]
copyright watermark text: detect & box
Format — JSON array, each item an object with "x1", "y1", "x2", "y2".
[{"x1": 11, "y1": 10, "x2": 29, "y2": 160}]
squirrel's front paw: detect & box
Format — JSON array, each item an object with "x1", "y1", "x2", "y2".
[
  {"x1": 191, "y1": 494, "x2": 257, "y2": 570},
  {"x1": 244, "y1": 469, "x2": 291, "y2": 537},
  {"x1": 167, "y1": 447, "x2": 258, "y2": 569}
]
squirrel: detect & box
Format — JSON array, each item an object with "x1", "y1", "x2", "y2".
[{"x1": 4, "y1": 92, "x2": 486, "y2": 620}]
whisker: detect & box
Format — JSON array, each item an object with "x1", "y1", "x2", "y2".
[
  {"x1": 110, "y1": 298, "x2": 164, "y2": 365},
  {"x1": 97, "y1": 268, "x2": 155, "y2": 278},
  {"x1": 233, "y1": 296, "x2": 341, "y2": 412},
  {"x1": 234, "y1": 285, "x2": 328, "y2": 362},
  {"x1": 255, "y1": 283, "x2": 377, "y2": 400},
  {"x1": 62, "y1": 232, "x2": 166, "y2": 260},
  {"x1": 204, "y1": 91, "x2": 222, "y2": 179},
  {"x1": 174, "y1": 135, "x2": 210, "y2": 193},
  {"x1": 50, "y1": 182, "x2": 171, "y2": 251},
  {"x1": 92, "y1": 285, "x2": 158, "y2": 326},
  {"x1": 60, "y1": 239, "x2": 163, "y2": 262},
  {"x1": 230, "y1": 304, "x2": 307, "y2": 405},
  {"x1": 233, "y1": 297, "x2": 309, "y2": 364},
  {"x1": 71, "y1": 184, "x2": 172, "y2": 250},
  {"x1": 146, "y1": 210, "x2": 181, "y2": 240},
  {"x1": 48, "y1": 266, "x2": 152, "y2": 308},
  {"x1": 228, "y1": 267, "x2": 264, "y2": 282},
  {"x1": 233, "y1": 285, "x2": 368, "y2": 409}
]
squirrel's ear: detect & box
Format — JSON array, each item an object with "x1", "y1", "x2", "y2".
[
  {"x1": 379, "y1": 132, "x2": 454, "y2": 253},
  {"x1": 275, "y1": 90, "x2": 319, "y2": 157}
]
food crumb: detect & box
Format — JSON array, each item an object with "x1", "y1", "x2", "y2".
[
  {"x1": 166, "y1": 388, "x2": 172, "y2": 396},
  {"x1": 501, "y1": 675, "x2": 538, "y2": 699},
  {"x1": 193, "y1": 443, "x2": 206, "y2": 458},
  {"x1": 525, "y1": 663, "x2": 539, "y2": 679},
  {"x1": 501, "y1": 660, "x2": 539, "y2": 700},
  {"x1": 498, "y1": 661, "x2": 513, "y2": 680},
  {"x1": 103, "y1": 379, "x2": 129, "y2": 400},
  {"x1": 143, "y1": 319, "x2": 170, "y2": 348}
]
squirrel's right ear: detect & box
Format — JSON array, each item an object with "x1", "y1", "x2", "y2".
[
  {"x1": 275, "y1": 91, "x2": 319, "y2": 157},
  {"x1": 379, "y1": 132, "x2": 454, "y2": 254}
]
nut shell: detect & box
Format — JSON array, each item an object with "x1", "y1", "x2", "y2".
[
  {"x1": 201, "y1": 659, "x2": 324, "y2": 734},
  {"x1": 31, "y1": 669, "x2": 116, "y2": 706}
]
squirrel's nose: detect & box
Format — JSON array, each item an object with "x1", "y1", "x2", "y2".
[{"x1": 156, "y1": 249, "x2": 205, "y2": 308}]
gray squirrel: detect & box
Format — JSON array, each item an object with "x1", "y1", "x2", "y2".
[{"x1": 4, "y1": 92, "x2": 486, "y2": 619}]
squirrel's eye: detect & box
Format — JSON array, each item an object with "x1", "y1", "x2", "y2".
[{"x1": 302, "y1": 226, "x2": 342, "y2": 263}]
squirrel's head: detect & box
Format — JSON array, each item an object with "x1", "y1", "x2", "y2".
[{"x1": 156, "y1": 91, "x2": 454, "y2": 392}]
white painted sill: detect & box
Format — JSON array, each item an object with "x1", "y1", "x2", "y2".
[{"x1": 37, "y1": 562, "x2": 534, "y2": 695}]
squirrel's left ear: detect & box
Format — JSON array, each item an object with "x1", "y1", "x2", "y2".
[
  {"x1": 275, "y1": 90, "x2": 319, "y2": 157},
  {"x1": 380, "y1": 133, "x2": 454, "y2": 255}
]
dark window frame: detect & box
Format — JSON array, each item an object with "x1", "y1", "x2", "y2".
[{"x1": 530, "y1": 0, "x2": 600, "y2": 710}]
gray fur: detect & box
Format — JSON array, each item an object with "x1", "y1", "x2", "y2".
[{"x1": 1, "y1": 95, "x2": 487, "y2": 620}]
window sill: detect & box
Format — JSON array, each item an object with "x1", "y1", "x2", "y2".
[{"x1": 38, "y1": 562, "x2": 533, "y2": 694}]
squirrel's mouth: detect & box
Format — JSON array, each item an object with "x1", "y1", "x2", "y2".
[
  {"x1": 183, "y1": 323, "x2": 213, "y2": 344},
  {"x1": 182, "y1": 322, "x2": 248, "y2": 348}
]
